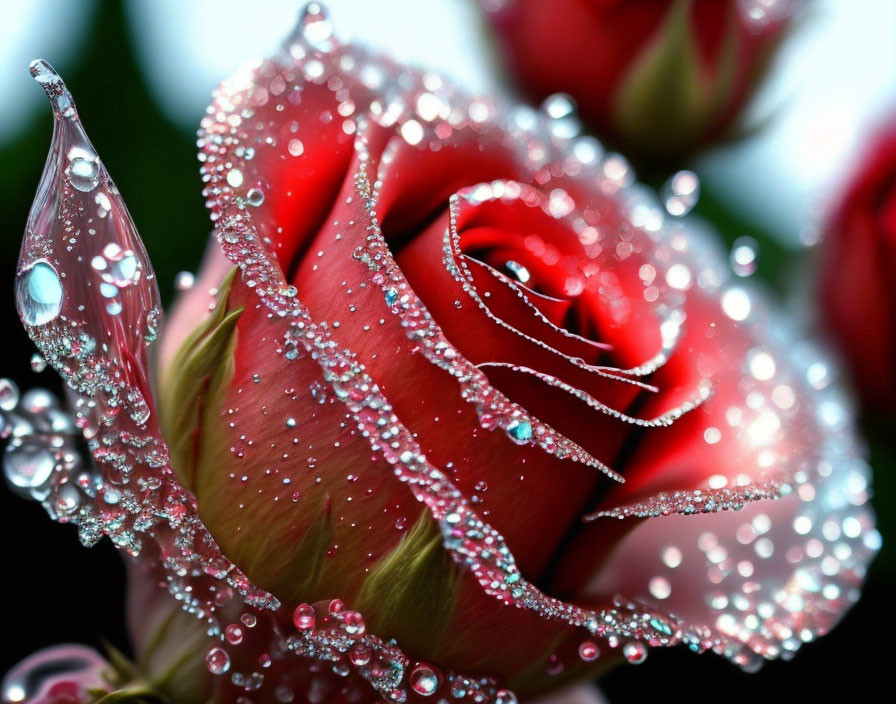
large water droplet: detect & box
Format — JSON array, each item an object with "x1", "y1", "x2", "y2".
[
  {"x1": 16, "y1": 260, "x2": 63, "y2": 326},
  {"x1": 206, "y1": 646, "x2": 231, "y2": 675},
  {"x1": 409, "y1": 664, "x2": 440, "y2": 696},
  {"x1": 3, "y1": 436, "x2": 56, "y2": 500},
  {"x1": 66, "y1": 148, "x2": 99, "y2": 192}
]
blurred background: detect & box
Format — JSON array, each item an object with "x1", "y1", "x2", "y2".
[{"x1": 0, "y1": 0, "x2": 894, "y2": 701}]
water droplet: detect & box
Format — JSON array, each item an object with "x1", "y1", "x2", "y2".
[
  {"x1": 730, "y1": 236, "x2": 759, "y2": 277},
  {"x1": 0, "y1": 379, "x2": 20, "y2": 411},
  {"x1": 292, "y1": 603, "x2": 316, "y2": 630},
  {"x1": 288, "y1": 139, "x2": 305, "y2": 157},
  {"x1": 95, "y1": 243, "x2": 141, "y2": 288},
  {"x1": 662, "y1": 170, "x2": 700, "y2": 216},
  {"x1": 227, "y1": 169, "x2": 244, "y2": 188},
  {"x1": 541, "y1": 94, "x2": 576, "y2": 120},
  {"x1": 342, "y1": 610, "x2": 365, "y2": 636},
  {"x1": 506, "y1": 419, "x2": 532, "y2": 444},
  {"x1": 3, "y1": 437, "x2": 56, "y2": 499},
  {"x1": 348, "y1": 643, "x2": 372, "y2": 666},
  {"x1": 578, "y1": 641, "x2": 600, "y2": 662},
  {"x1": 16, "y1": 261, "x2": 63, "y2": 327},
  {"x1": 174, "y1": 271, "x2": 195, "y2": 291},
  {"x1": 29, "y1": 354, "x2": 47, "y2": 373},
  {"x1": 623, "y1": 642, "x2": 648, "y2": 664},
  {"x1": 503, "y1": 260, "x2": 530, "y2": 284},
  {"x1": 247, "y1": 188, "x2": 265, "y2": 207},
  {"x1": 297, "y1": 2, "x2": 335, "y2": 51},
  {"x1": 206, "y1": 646, "x2": 231, "y2": 675},
  {"x1": 495, "y1": 690, "x2": 518, "y2": 704},
  {"x1": 225, "y1": 623, "x2": 244, "y2": 645},
  {"x1": 409, "y1": 664, "x2": 440, "y2": 696},
  {"x1": 66, "y1": 149, "x2": 100, "y2": 192}
]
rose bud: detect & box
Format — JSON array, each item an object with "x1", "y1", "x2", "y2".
[
  {"x1": 482, "y1": 0, "x2": 795, "y2": 166},
  {"x1": 9, "y1": 7, "x2": 876, "y2": 704},
  {"x1": 819, "y1": 123, "x2": 896, "y2": 414}
]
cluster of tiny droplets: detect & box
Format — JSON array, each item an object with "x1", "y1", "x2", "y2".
[{"x1": 4, "y1": 2, "x2": 877, "y2": 701}]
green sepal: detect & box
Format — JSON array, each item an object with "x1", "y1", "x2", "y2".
[
  {"x1": 612, "y1": 0, "x2": 738, "y2": 162},
  {"x1": 157, "y1": 267, "x2": 242, "y2": 493},
  {"x1": 259, "y1": 497, "x2": 334, "y2": 606},
  {"x1": 92, "y1": 686, "x2": 169, "y2": 704},
  {"x1": 356, "y1": 510, "x2": 458, "y2": 655}
]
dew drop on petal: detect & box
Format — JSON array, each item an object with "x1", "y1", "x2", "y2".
[
  {"x1": 578, "y1": 641, "x2": 600, "y2": 662},
  {"x1": 3, "y1": 437, "x2": 56, "y2": 499},
  {"x1": 16, "y1": 261, "x2": 63, "y2": 327},
  {"x1": 288, "y1": 139, "x2": 305, "y2": 157},
  {"x1": 0, "y1": 379, "x2": 20, "y2": 411},
  {"x1": 206, "y1": 647, "x2": 231, "y2": 675},
  {"x1": 66, "y1": 149, "x2": 100, "y2": 192},
  {"x1": 29, "y1": 354, "x2": 47, "y2": 373},
  {"x1": 292, "y1": 603, "x2": 316, "y2": 630},
  {"x1": 409, "y1": 664, "x2": 440, "y2": 696},
  {"x1": 623, "y1": 641, "x2": 648, "y2": 664},
  {"x1": 495, "y1": 689, "x2": 518, "y2": 704}
]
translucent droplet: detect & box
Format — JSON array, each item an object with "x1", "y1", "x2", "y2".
[
  {"x1": 30, "y1": 354, "x2": 47, "y2": 373},
  {"x1": 409, "y1": 664, "x2": 440, "y2": 696},
  {"x1": 578, "y1": 641, "x2": 600, "y2": 662},
  {"x1": 495, "y1": 690, "x2": 518, "y2": 704},
  {"x1": 96, "y1": 243, "x2": 141, "y2": 288},
  {"x1": 623, "y1": 641, "x2": 647, "y2": 664},
  {"x1": 247, "y1": 188, "x2": 265, "y2": 207},
  {"x1": 66, "y1": 149, "x2": 100, "y2": 192},
  {"x1": 297, "y1": 2, "x2": 335, "y2": 51},
  {"x1": 503, "y1": 260, "x2": 531, "y2": 284},
  {"x1": 506, "y1": 419, "x2": 532, "y2": 444},
  {"x1": 206, "y1": 646, "x2": 231, "y2": 675},
  {"x1": 541, "y1": 93, "x2": 576, "y2": 120},
  {"x1": 16, "y1": 261, "x2": 63, "y2": 327},
  {"x1": 3, "y1": 437, "x2": 56, "y2": 499},
  {"x1": 662, "y1": 170, "x2": 700, "y2": 217},
  {"x1": 174, "y1": 271, "x2": 195, "y2": 291},
  {"x1": 0, "y1": 378, "x2": 20, "y2": 411},
  {"x1": 730, "y1": 236, "x2": 759, "y2": 277},
  {"x1": 292, "y1": 603, "x2": 316, "y2": 630}
]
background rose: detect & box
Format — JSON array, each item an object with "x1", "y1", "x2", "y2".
[
  {"x1": 482, "y1": 0, "x2": 793, "y2": 167},
  {"x1": 819, "y1": 122, "x2": 896, "y2": 414}
]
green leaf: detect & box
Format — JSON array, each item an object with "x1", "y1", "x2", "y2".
[{"x1": 356, "y1": 510, "x2": 459, "y2": 655}]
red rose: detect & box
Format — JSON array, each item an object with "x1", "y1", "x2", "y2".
[
  {"x1": 819, "y1": 123, "x2": 896, "y2": 414},
  {"x1": 482, "y1": 0, "x2": 794, "y2": 165},
  {"x1": 11, "y1": 8, "x2": 876, "y2": 704}
]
